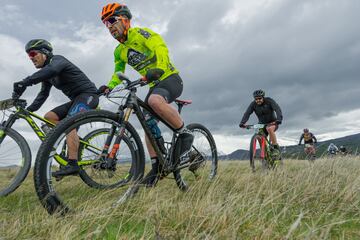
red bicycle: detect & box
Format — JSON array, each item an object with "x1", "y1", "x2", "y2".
[{"x1": 244, "y1": 124, "x2": 282, "y2": 172}]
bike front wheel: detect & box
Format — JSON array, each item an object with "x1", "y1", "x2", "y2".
[
  {"x1": 34, "y1": 110, "x2": 145, "y2": 215},
  {"x1": 0, "y1": 127, "x2": 31, "y2": 196},
  {"x1": 173, "y1": 123, "x2": 218, "y2": 190},
  {"x1": 78, "y1": 127, "x2": 139, "y2": 189},
  {"x1": 249, "y1": 135, "x2": 268, "y2": 172}
]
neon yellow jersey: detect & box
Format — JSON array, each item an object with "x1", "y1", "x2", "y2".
[{"x1": 107, "y1": 27, "x2": 179, "y2": 89}]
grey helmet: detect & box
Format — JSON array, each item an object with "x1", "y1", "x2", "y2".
[
  {"x1": 25, "y1": 39, "x2": 53, "y2": 56},
  {"x1": 253, "y1": 89, "x2": 265, "y2": 98}
]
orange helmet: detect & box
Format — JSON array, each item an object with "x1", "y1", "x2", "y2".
[{"x1": 101, "y1": 3, "x2": 132, "y2": 22}]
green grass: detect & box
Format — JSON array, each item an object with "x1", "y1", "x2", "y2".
[{"x1": 1, "y1": 157, "x2": 360, "y2": 239}]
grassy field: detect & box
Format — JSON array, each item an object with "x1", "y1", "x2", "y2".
[{"x1": 1, "y1": 157, "x2": 360, "y2": 239}]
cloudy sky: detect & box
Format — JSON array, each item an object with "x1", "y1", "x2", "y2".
[{"x1": 1, "y1": 0, "x2": 360, "y2": 154}]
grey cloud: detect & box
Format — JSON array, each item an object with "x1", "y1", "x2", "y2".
[{"x1": 1, "y1": 0, "x2": 360, "y2": 153}]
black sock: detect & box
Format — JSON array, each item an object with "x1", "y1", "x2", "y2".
[
  {"x1": 151, "y1": 157, "x2": 159, "y2": 174},
  {"x1": 68, "y1": 159, "x2": 78, "y2": 166},
  {"x1": 175, "y1": 122, "x2": 185, "y2": 133}
]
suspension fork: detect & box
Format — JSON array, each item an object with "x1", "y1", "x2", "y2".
[
  {"x1": 107, "y1": 108, "x2": 129, "y2": 160},
  {"x1": 0, "y1": 113, "x2": 18, "y2": 144},
  {"x1": 260, "y1": 136, "x2": 266, "y2": 159},
  {"x1": 0, "y1": 125, "x2": 6, "y2": 145}
]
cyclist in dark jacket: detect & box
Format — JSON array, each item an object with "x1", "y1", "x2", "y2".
[
  {"x1": 298, "y1": 128, "x2": 317, "y2": 158},
  {"x1": 12, "y1": 39, "x2": 99, "y2": 177},
  {"x1": 298, "y1": 128, "x2": 317, "y2": 145},
  {"x1": 239, "y1": 89, "x2": 283, "y2": 150}
]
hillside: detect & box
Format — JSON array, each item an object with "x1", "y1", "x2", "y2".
[{"x1": 221, "y1": 133, "x2": 360, "y2": 160}]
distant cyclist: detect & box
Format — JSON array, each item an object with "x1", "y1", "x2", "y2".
[
  {"x1": 98, "y1": 3, "x2": 194, "y2": 186},
  {"x1": 239, "y1": 90, "x2": 283, "y2": 152},
  {"x1": 339, "y1": 145, "x2": 347, "y2": 155},
  {"x1": 327, "y1": 143, "x2": 339, "y2": 156},
  {"x1": 298, "y1": 128, "x2": 317, "y2": 159},
  {"x1": 12, "y1": 39, "x2": 99, "y2": 177}
]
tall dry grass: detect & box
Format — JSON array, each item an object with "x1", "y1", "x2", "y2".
[{"x1": 1, "y1": 157, "x2": 360, "y2": 239}]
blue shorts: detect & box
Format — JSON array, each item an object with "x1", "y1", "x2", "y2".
[{"x1": 51, "y1": 93, "x2": 99, "y2": 120}]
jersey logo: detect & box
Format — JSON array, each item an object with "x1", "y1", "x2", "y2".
[
  {"x1": 127, "y1": 49, "x2": 147, "y2": 66},
  {"x1": 138, "y1": 29, "x2": 151, "y2": 39}
]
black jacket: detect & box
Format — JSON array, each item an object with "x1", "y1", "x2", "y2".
[
  {"x1": 23, "y1": 55, "x2": 97, "y2": 111},
  {"x1": 241, "y1": 97, "x2": 283, "y2": 124}
]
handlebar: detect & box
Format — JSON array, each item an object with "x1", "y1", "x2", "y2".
[
  {"x1": 0, "y1": 98, "x2": 27, "y2": 110},
  {"x1": 241, "y1": 122, "x2": 277, "y2": 130},
  {"x1": 103, "y1": 74, "x2": 161, "y2": 98}
]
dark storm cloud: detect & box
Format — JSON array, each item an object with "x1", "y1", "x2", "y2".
[
  {"x1": 163, "y1": 0, "x2": 360, "y2": 137},
  {"x1": 1, "y1": 0, "x2": 360, "y2": 151}
]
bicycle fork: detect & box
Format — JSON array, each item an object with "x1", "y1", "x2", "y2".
[
  {"x1": 0, "y1": 125, "x2": 6, "y2": 145},
  {"x1": 101, "y1": 109, "x2": 130, "y2": 167},
  {"x1": 260, "y1": 137, "x2": 266, "y2": 159}
]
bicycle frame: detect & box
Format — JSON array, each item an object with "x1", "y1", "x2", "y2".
[
  {"x1": 0, "y1": 100, "x2": 102, "y2": 167},
  {"x1": 2, "y1": 108, "x2": 55, "y2": 142},
  {"x1": 252, "y1": 134, "x2": 272, "y2": 160},
  {"x1": 106, "y1": 87, "x2": 179, "y2": 171},
  {"x1": 101, "y1": 73, "x2": 201, "y2": 174},
  {"x1": 247, "y1": 124, "x2": 273, "y2": 161}
]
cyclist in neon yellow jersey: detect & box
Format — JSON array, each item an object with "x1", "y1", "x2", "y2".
[{"x1": 98, "y1": 3, "x2": 193, "y2": 187}]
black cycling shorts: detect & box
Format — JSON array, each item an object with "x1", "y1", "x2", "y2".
[
  {"x1": 145, "y1": 73, "x2": 183, "y2": 104},
  {"x1": 51, "y1": 93, "x2": 99, "y2": 120}
]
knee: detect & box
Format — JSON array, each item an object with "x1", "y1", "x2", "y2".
[
  {"x1": 44, "y1": 111, "x2": 59, "y2": 122},
  {"x1": 266, "y1": 127, "x2": 275, "y2": 133}
]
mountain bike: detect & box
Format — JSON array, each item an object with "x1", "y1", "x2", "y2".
[
  {"x1": 34, "y1": 73, "x2": 217, "y2": 215},
  {"x1": 304, "y1": 143, "x2": 316, "y2": 162},
  {"x1": 244, "y1": 124, "x2": 282, "y2": 172},
  {"x1": 0, "y1": 97, "x2": 138, "y2": 198}
]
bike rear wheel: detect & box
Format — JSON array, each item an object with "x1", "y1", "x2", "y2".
[
  {"x1": 173, "y1": 123, "x2": 218, "y2": 190},
  {"x1": 0, "y1": 128, "x2": 31, "y2": 196},
  {"x1": 34, "y1": 110, "x2": 145, "y2": 215}
]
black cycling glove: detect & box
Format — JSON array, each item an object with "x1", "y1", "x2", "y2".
[
  {"x1": 98, "y1": 85, "x2": 110, "y2": 94},
  {"x1": 13, "y1": 81, "x2": 27, "y2": 98}
]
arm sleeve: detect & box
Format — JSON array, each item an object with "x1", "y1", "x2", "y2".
[
  {"x1": 299, "y1": 134, "x2": 304, "y2": 144},
  {"x1": 240, "y1": 102, "x2": 255, "y2": 124},
  {"x1": 268, "y1": 98, "x2": 283, "y2": 121},
  {"x1": 312, "y1": 134, "x2": 317, "y2": 143},
  {"x1": 22, "y1": 57, "x2": 67, "y2": 86},
  {"x1": 27, "y1": 81, "x2": 52, "y2": 112},
  {"x1": 143, "y1": 30, "x2": 170, "y2": 72},
  {"x1": 107, "y1": 47, "x2": 126, "y2": 89}
]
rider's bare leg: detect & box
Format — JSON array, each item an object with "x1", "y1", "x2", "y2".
[
  {"x1": 66, "y1": 130, "x2": 79, "y2": 160},
  {"x1": 44, "y1": 111, "x2": 59, "y2": 124},
  {"x1": 146, "y1": 94, "x2": 191, "y2": 158},
  {"x1": 145, "y1": 135, "x2": 157, "y2": 158},
  {"x1": 45, "y1": 111, "x2": 78, "y2": 161},
  {"x1": 266, "y1": 125, "x2": 278, "y2": 146},
  {"x1": 147, "y1": 94, "x2": 183, "y2": 129}
]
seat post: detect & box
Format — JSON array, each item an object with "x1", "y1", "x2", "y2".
[{"x1": 177, "y1": 103, "x2": 183, "y2": 114}]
